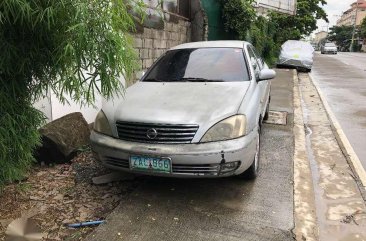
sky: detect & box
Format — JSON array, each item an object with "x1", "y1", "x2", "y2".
[{"x1": 316, "y1": 0, "x2": 355, "y2": 32}]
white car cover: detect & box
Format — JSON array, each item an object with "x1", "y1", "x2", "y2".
[{"x1": 278, "y1": 40, "x2": 315, "y2": 69}]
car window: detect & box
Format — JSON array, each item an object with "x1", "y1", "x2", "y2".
[
  {"x1": 247, "y1": 47, "x2": 261, "y2": 75},
  {"x1": 249, "y1": 46, "x2": 264, "y2": 69},
  {"x1": 325, "y1": 43, "x2": 336, "y2": 47},
  {"x1": 142, "y1": 48, "x2": 250, "y2": 82}
]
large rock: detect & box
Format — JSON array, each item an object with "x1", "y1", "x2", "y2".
[{"x1": 35, "y1": 112, "x2": 90, "y2": 164}]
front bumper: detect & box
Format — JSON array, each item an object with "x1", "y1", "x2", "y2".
[
  {"x1": 90, "y1": 129, "x2": 258, "y2": 178},
  {"x1": 278, "y1": 57, "x2": 313, "y2": 70},
  {"x1": 322, "y1": 50, "x2": 337, "y2": 54}
]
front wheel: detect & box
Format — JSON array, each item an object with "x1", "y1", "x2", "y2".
[
  {"x1": 263, "y1": 100, "x2": 270, "y2": 121},
  {"x1": 238, "y1": 126, "x2": 260, "y2": 180}
]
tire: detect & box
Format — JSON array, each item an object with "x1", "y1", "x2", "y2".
[
  {"x1": 263, "y1": 99, "x2": 270, "y2": 121},
  {"x1": 239, "y1": 125, "x2": 260, "y2": 180}
]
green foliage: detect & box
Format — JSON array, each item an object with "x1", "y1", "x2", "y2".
[
  {"x1": 16, "y1": 182, "x2": 33, "y2": 193},
  {"x1": 221, "y1": 0, "x2": 328, "y2": 65},
  {"x1": 360, "y1": 18, "x2": 366, "y2": 38},
  {"x1": 270, "y1": 0, "x2": 328, "y2": 43},
  {"x1": 221, "y1": 0, "x2": 278, "y2": 64},
  {"x1": 0, "y1": 0, "x2": 141, "y2": 186},
  {"x1": 328, "y1": 25, "x2": 354, "y2": 51},
  {"x1": 220, "y1": 0, "x2": 256, "y2": 40},
  {"x1": 0, "y1": 93, "x2": 44, "y2": 184},
  {"x1": 247, "y1": 16, "x2": 281, "y2": 66}
]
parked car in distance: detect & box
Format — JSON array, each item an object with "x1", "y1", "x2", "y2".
[
  {"x1": 277, "y1": 40, "x2": 315, "y2": 72},
  {"x1": 91, "y1": 41, "x2": 276, "y2": 179},
  {"x1": 321, "y1": 42, "x2": 338, "y2": 54}
]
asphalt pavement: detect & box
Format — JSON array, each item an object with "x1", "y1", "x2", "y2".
[
  {"x1": 85, "y1": 69, "x2": 295, "y2": 241},
  {"x1": 311, "y1": 52, "x2": 366, "y2": 170}
]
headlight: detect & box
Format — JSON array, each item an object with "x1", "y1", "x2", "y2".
[
  {"x1": 94, "y1": 110, "x2": 113, "y2": 136},
  {"x1": 200, "y1": 115, "x2": 247, "y2": 143}
]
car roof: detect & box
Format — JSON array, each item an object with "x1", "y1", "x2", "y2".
[
  {"x1": 283, "y1": 40, "x2": 311, "y2": 45},
  {"x1": 170, "y1": 41, "x2": 248, "y2": 50}
]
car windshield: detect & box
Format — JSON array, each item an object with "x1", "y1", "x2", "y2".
[
  {"x1": 142, "y1": 48, "x2": 250, "y2": 82},
  {"x1": 325, "y1": 43, "x2": 336, "y2": 47}
]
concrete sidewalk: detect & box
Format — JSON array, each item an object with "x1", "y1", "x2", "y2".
[
  {"x1": 294, "y1": 73, "x2": 366, "y2": 241},
  {"x1": 85, "y1": 69, "x2": 296, "y2": 241}
]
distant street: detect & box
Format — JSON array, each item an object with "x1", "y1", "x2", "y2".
[{"x1": 311, "y1": 52, "x2": 366, "y2": 170}]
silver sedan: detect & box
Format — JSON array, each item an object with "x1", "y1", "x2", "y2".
[{"x1": 90, "y1": 41, "x2": 276, "y2": 179}]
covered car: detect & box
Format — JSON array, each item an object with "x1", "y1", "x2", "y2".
[{"x1": 277, "y1": 40, "x2": 315, "y2": 72}]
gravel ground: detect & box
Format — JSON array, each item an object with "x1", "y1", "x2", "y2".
[{"x1": 0, "y1": 150, "x2": 140, "y2": 241}]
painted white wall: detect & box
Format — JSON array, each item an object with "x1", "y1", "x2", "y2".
[
  {"x1": 33, "y1": 90, "x2": 52, "y2": 123},
  {"x1": 50, "y1": 92, "x2": 102, "y2": 123},
  {"x1": 33, "y1": 76, "x2": 126, "y2": 124}
]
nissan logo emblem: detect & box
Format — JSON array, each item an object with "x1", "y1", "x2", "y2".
[{"x1": 146, "y1": 128, "x2": 158, "y2": 139}]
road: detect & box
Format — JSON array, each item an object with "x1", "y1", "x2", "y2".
[
  {"x1": 86, "y1": 70, "x2": 295, "y2": 241},
  {"x1": 311, "y1": 52, "x2": 366, "y2": 170}
]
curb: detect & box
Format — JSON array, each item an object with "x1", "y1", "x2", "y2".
[
  {"x1": 309, "y1": 73, "x2": 366, "y2": 190},
  {"x1": 292, "y1": 70, "x2": 318, "y2": 241}
]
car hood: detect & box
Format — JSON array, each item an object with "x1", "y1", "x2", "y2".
[
  {"x1": 324, "y1": 47, "x2": 337, "y2": 50},
  {"x1": 106, "y1": 82, "x2": 250, "y2": 126}
]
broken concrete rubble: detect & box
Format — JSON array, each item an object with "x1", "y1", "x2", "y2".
[{"x1": 35, "y1": 112, "x2": 90, "y2": 164}]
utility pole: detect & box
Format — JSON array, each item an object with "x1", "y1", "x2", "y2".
[{"x1": 350, "y1": 0, "x2": 360, "y2": 52}]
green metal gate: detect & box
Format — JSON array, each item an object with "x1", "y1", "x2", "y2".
[{"x1": 200, "y1": 0, "x2": 236, "y2": 40}]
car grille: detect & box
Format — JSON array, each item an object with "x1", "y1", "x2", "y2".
[
  {"x1": 116, "y1": 121, "x2": 199, "y2": 144},
  {"x1": 172, "y1": 164, "x2": 220, "y2": 176},
  {"x1": 104, "y1": 156, "x2": 129, "y2": 168},
  {"x1": 103, "y1": 157, "x2": 221, "y2": 176}
]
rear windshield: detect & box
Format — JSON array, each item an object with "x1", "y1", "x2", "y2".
[
  {"x1": 142, "y1": 48, "x2": 250, "y2": 82},
  {"x1": 325, "y1": 43, "x2": 336, "y2": 47}
]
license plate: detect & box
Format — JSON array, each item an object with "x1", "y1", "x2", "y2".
[{"x1": 129, "y1": 155, "x2": 171, "y2": 173}]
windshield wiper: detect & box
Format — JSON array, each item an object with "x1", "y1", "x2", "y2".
[
  {"x1": 143, "y1": 78, "x2": 164, "y2": 82},
  {"x1": 179, "y1": 77, "x2": 224, "y2": 82}
]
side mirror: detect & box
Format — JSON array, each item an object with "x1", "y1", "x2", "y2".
[
  {"x1": 136, "y1": 70, "x2": 146, "y2": 80},
  {"x1": 258, "y1": 69, "x2": 276, "y2": 81}
]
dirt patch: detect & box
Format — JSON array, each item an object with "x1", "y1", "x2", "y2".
[
  {"x1": 354, "y1": 110, "x2": 366, "y2": 118},
  {"x1": 0, "y1": 151, "x2": 140, "y2": 241}
]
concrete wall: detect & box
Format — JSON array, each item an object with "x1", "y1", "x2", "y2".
[{"x1": 131, "y1": 19, "x2": 191, "y2": 85}]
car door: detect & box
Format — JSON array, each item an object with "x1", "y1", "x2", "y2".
[{"x1": 247, "y1": 45, "x2": 270, "y2": 118}]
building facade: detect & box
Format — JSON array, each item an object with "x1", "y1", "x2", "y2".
[
  {"x1": 314, "y1": 31, "x2": 328, "y2": 45},
  {"x1": 254, "y1": 0, "x2": 297, "y2": 15},
  {"x1": 337, "y1": 0, "x2": 366, "y2": 26}
]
